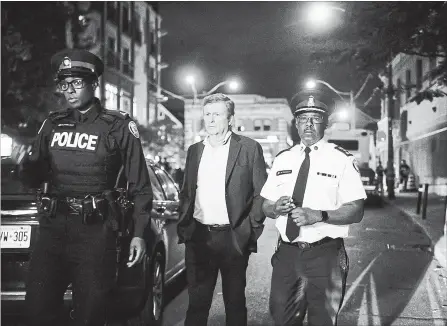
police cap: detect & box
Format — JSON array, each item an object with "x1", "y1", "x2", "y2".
[
  {"x1": 51, "y1": 49, "x2": 104, "y2": 80},
  {"x1": 293, "y1": 96, "x2": 329, "y2": 117}
]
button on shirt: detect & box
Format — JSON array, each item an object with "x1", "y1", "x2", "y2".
[
  {"x1": 261, "y1": 139, "x2": 366, "y2": 243},
  {"x1": 193, "y1": 131, "x2": 232, "y2": 225}
]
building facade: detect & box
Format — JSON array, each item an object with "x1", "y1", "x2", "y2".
[
  {"x1": 65, "y1": 1, "x2": 167, "y2": 126},
  {"x1": 184, "y1": 94, "x2": 293, "y2": 167},
  {"x1": 377, "y1": 53, "x2": 447, "y2": 194}
]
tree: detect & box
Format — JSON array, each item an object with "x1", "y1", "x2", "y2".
[
  {"x1": 1, "y1": 2, "x2": 69, "y2": 134},
  {"x1": 310, "y1": 2, "x2": 447, "y2": 99}
]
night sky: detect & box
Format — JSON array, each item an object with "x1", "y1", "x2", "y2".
[{"x1": 159, "y1": 1, "x2": 380, "y2": 117}]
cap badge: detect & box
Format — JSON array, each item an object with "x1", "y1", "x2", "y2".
[
  {"x1": 307, "y1": 96, "x2": 315, "y2": 107},
  {"x1": 62, "y1": 57, "x2": 72, "y2": 68}
]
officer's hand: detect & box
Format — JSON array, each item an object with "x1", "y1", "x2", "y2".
[
  {"x1": 127, "y1": 237, "x2": 146, "y2": 268},
  {"x1": 274, "y1": 196, "x2": 295, "y2": 216},
  {"x1": 289, "y1": 207, "x2": 323, "y2": 227}
]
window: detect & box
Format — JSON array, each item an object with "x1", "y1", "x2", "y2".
[
  {"x1": 107, "y1": 37, "x2": 116, "y2": 52},
  {"x1": 122, "y1": 47, "x2": 130, "y2": 74},
  {"x1": 405, "y1": 69, "x2": 411, "y2": 102},
  {"x1": 254, "y1": 119, "x2": 262, "y2": 131},
  {"x1": 105, "y1": 83, "x2": 118, "y2": 110},
  {"x1": 327, "y1": 140, "x2": 359, "y2": 151},
  {"x1": 416, "y1": 59, "x2": 423, "y2": 90},
  {"x1": 147, "y1": 166, "x2": 164, "y2": 201},
  {"x1": 155, "y1": 168, "x2": 179, "y2": 201},
  {"x1": 263, "y1": 119, "x2": 271, "y2": 131},
  {"x1": 120, "y1": 90, "x2": 131, "y2": 114}
]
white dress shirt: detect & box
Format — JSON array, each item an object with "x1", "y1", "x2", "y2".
[
  {"x1": 193, "y1": 131, "x2": 232, "y2": 225},
  {"x1": 261, "y1": 139, "x2": 366, "y2": 243}
]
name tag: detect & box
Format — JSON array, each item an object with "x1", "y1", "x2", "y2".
[
  {"x1": 57, "y1": 123, "x2": 76, "y2": 129},
  {"x1": 317, "y1": 172, "x2": 337, "y2": 178},
  {"x1": 277, "y1": 170, "x2": 292, "y2": 176},
  {"x1": 50, "y1": 132, "x2": 99, "y2": 151}
]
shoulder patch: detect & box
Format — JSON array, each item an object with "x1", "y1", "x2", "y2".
[
  {"x1": 334, "y1": 146, "x2": 353, "y2": 157},
  {"x1": 352, "y1": 158, "x2": 360, "y2": 173},
  {"x1": 128, "y1": 121, "x2": 140, "y2": 138},
  {"x1": 275, "y1": 147, "x2": 292, "y2": 157},
  {"x1": 48, "y1": 109, "x2": 70, "y2": 122}
]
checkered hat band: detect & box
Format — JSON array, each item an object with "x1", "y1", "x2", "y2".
[
  {"x1": 58, "y1": 61, "x2": 95, "y2": 72},
  {"x1": 294, "y1": 107, "x2": 326, "y2": 114}
]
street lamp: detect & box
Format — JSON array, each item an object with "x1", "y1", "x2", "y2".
[
  {"x1": 305, "y1": 79, "x2": 355, "y2": 129},
  {"x1": 307, "y1": 3, "x2": 345, "y2": 25},
  {"x1": 185, "y1": 76, "x2": 241, "y2": 102}
]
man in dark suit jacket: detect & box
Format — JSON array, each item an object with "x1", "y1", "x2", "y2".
[{"x1": 177, "y1": 93, "x2": 267, "y2": 326}]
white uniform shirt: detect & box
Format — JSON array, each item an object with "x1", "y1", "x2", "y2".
[
  {"x1": 193, "y1": 131, "x2": 232, "y2": 225},
  {"x1": 261, "y1": 139, "x2": 366, "y2": 243}
]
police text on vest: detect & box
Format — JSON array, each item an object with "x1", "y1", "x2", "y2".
[{"x1": 51, "y1": 132, "x2": 98, "y2": 151}]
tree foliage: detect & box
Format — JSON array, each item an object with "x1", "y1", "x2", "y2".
[
  {"x1": 310, "y1": 2, "x2": 447, "y2": 96},
  {"x1": 1, "y1": 2, "x2": 69, "y2": 133}
]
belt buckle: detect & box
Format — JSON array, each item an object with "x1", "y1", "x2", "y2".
[{"x1": 298, "y1": 242, "x2": 310, "y2": 249}]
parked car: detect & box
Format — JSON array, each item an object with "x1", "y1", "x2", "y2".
[
  {"x1": 1, "y1": 133, "x2": 185, "y2": 325},
  {"x1": 359, "y1": 166, "x2": 384, "y2": 207}
]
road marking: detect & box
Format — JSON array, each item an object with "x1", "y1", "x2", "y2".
[
  {"x1": 356, "y1": 275, "x2": 382, "y2": 326},
  {"x1": 341, "y1": 253, "x2": 382, "y2": 311}
]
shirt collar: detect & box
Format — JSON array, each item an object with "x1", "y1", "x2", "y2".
[
  {"x1": 293, "y1": 138, "x2": 327, "y2": 153},
  {"x1": 203, "y1": 131, "x2": 232, "y2": 147},
  {"x1": 71, "y1": 98, "x2": 102, "y2": 123}
]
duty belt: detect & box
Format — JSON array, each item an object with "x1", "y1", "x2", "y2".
[
  {"x1": 280, "y1": 237, "x2": 341, "y2": 249},
  {"x1": 196, "y1": 221, "x2": 231, "y2": 231}
]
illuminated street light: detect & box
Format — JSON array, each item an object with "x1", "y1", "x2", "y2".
[
  {"x1": 307, "y1": 3, "x2": 345, "y2": 24},
  {"x1": 338, "y1": 109, "x2": 349, "y2": 120},
  {"x1": 228, "y1": 80, "x2": 239, "y2": 91},
  {"x1": 305, "y1": 80, "x2": 317, "y2": 89},
  {"x1": 185, "y1": 75, "x2": 196, "y2": 85}
]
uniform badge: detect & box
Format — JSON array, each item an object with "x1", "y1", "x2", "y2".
[
  {"x1": 128, "y1": 121, "x2": 140, "y2": 139},
  {"x1": 352, "y1": 158, "x2": 360, "y2": 173},
  {"x1": 307, "y1": 96, "x2": 315, "y2": 107},
  {"x1": 62, "y1": 57, "x2": 71, "y2": 68}
]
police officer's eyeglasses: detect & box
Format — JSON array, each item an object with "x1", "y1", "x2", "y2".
[
  {"x1": 297, "y1": 115, "x2": 324, "y2": 124},
  {"x1": 58, "y1": 79, "x2": 85, "y2": 91}
]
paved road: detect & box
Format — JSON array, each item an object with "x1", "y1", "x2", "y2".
[{"x1": 162, "y1": 203, "x2": 447, "y2": 326}]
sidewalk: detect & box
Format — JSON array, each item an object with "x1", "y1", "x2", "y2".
[{"x1": 384, "y1": 191, "x2": 447, "y2": 270}]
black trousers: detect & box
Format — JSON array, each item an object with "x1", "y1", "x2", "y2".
[
  {"x1": 185, "y1": 223, "x2": 250, "y2": 326},
  {"x1": 269, "y1": 238, "x2": 348, "y2": 326},
  {"x1": 25, "y1": 209, "x2": 116, "y2": 326}
]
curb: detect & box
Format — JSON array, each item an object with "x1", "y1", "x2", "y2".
[{"x1": 384, "y1": 198, "x2": 447, "y2": 270}]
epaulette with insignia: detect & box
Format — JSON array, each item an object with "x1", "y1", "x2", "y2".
[
  {"x1": 334, "y1": 146, "x2": 353, "y2": 157},
  {"x1": 100, "y1": 109, "x2": 129, "y2": 124},
  {"x1": 275, "y1": 147, "x2": 292, "y2": 157},
  {"x1": 48, "y1": 109, "x2": 70, "y2": 122}
]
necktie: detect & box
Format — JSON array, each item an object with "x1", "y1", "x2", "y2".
[{"x1": 286, "y1": 147, "x2": 311, "y2": 242}]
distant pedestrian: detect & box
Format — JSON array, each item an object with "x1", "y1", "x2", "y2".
[
  {"x1": 376, "y1": 161, "x2": 385, "y2": 193},
  {"x1": 399, "y1": 159, "x2": 410, "y2": 191},
  {"x1": 261, "y1": 96, "x2": 366, "y2": 325}
]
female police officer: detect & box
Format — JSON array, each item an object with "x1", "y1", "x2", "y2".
[
  {"x1": 261, "y1": 96, "x2": 366, "y2": 326},
  {"x1": 21, "y1": 49, "x2": 153, "y2": 326}
]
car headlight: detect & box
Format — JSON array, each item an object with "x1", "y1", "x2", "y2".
[{"x1": 1, "y1": 134, "x2": 13, "y2": 157}]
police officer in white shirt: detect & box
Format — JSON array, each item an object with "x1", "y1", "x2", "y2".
[{"x1": 261, "y1": 96, "x2": 366, "y2": 326}]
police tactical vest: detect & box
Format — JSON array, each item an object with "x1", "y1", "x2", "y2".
[{"x1": 47, "y1": 108, "x2": 126, "y2": 196}]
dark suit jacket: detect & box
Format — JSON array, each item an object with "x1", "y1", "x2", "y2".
[{"x1": 177, "y1": 133, "x2": 268, "y2": 254}]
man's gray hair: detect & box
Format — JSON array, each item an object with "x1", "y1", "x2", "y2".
[{"x1": 202, "y1": 93, "x2": 235, "y2": 117}]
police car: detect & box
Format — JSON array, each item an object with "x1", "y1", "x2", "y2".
[{"x1": 1, "y1": 133, "x2": 185, "y2": 325}]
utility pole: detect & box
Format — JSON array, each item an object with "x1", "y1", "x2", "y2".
[{"x1": 386, "y1": 54, "x2": 396, "y2": 199}]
